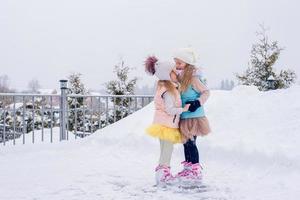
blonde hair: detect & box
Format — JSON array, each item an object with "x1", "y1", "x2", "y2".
[
  {"x1": 178, "y1": 64, "x2": 196, "y2": 92},
  {"x1": 157, "y1": 80, "x2": 177, "y2": 97}
]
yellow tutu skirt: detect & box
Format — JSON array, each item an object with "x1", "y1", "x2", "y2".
[{"x1": 146, "y1": 124, "x2": 183, "y2": 144}]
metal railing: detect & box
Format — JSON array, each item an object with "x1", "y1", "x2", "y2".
[{"x1": 0, "y1": 80, "x2": 153, "y2": 146}]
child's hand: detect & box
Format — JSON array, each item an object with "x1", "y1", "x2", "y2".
[
  {"x1": 185, "y1": 100, "x2": 201, "y2": 112},
  {"x1": 183, "y1": 104, "x2": 190, "y2": 112}
]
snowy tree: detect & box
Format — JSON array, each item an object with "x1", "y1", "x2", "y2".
[
  {"x1": 225, "y1": 79, "x2": 230, "y2": 90},
  {"x1": 237, "y1": 24, "x2": 297, "y2": 91},
  {"x1": 0, "y1": 75, "x2": 11, "y2": 93},
  {"x1": 221, "y1": 80, "x2": 225, "y2": 90},
  {"x1": 230, "y1": 80, "x2": 235, "y2": 89},
  {"x1": 0, "y1": 75, "x2": 15, "y2": 107},
  {"x1": 28, "y1": 79, "x2": 41, "y2": 93},
  {"x1": 220, "y1": 79, "x2": 235, "y2": 90},
  {"x1": 106, "y1": 60, "x2": 137, "y2": 123},
  {"x1": 67, "y1": 73, "x2": 89, "y2": 133},
  {"x1": 276, "y1": 69, "x2": 297, "y2": 89}
]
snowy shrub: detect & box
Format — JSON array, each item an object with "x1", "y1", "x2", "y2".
[{"x1": 0, "y1": 99, "x2": 59, "y2": 142}]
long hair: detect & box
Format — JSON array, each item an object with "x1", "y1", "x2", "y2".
[
  {"x1": 178, "y1": 64, "x2": 197, "y2": 92},
  {"x1": 157, "y1": 80, "x2": 177, "y2": 97}
]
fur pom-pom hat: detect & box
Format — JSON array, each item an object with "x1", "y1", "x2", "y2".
[
  {"x1": 145, "y1": 56, "x2": 174, "y2": 80},
  {"x1": 173, "y1": 48, "x2": 197, "y2": 66}
]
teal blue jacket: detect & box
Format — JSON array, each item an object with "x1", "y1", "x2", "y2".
[{"x1": 180, "y1": 85, "x2": 205, "y2": 119}]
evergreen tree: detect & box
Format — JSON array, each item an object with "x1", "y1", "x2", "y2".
[
  {"x1": 106, "y1": 60, "x2": 137, "y2": 122},
  {"x1": 276, "y1": 69, "x2": 297, "y2": 89},
  {"x1": 225, "y1": 79, "x2": 230, "y2": 90},
  {"x1": 221, "y1": 80, "x2": 225, "y2": 90},
  {"x1": 0, "y1": 75, "x2": 11, "y2": 93},
  {"x1": 0, "y1": 75, "x2": 15, "y2": 106},
  {"x1": 230, "y1": 80, "x2": 235, "y2": 90},
  {"x1": 67, "y1": 73, "x2": 89, "y2": 133},
  {"x1": 28, "y1": 79, "x2": 41, "y2": 93},
  {"x1": 237, "y1": 24, "x2": 296, "y2": 91}
]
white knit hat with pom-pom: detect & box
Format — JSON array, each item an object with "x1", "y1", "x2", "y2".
[{"x1": 145, "y1": 56, "x2": 174, "y2": 81}]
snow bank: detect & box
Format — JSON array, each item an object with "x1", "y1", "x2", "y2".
[{"x1": 205, "y1": 85, "x2": 300, "y2": 161}]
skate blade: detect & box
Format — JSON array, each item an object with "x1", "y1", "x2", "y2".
[
  {"x1": 178, "y1": 178, "x2": 206, "y2": 190},
  {"x1": 154, "y1": 180, "x2": 180, "y2": 189},
  {"x1": 179, "y1": 183, "x2": 211, "y2": 193}
]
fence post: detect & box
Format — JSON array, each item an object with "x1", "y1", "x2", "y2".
[{"x1": 59, "y1": 80, "x2": 68, "y2": 141}]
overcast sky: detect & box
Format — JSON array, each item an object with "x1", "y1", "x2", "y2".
[{"x1": 1, "y1": 0, "x2": 299, "y2": 91}]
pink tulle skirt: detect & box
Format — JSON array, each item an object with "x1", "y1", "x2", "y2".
[{"x1": 179, "y1": 117, "x2": 211, "y2": 141}]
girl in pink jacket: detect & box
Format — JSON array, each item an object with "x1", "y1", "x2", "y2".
[{"x1": 145, "y1": 56, "x2": 190, "y2": 186}]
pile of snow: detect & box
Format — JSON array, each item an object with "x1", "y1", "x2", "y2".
[
  {"x1": 1, "y1": 86, "x2": 300, "y2": 200},
  {"x1": 206, "y1": 85, "x2": 300, "y2": 160}
]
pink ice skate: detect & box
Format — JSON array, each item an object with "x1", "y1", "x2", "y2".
[
  {"x1": 155, "y1": 165, "x2": 176, "y2": 186},
  {"x1": 176, "y1": 161, "x2": 203, "y2": 187}
]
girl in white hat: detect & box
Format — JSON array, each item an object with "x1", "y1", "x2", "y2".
[
  {"x1": 144, "y1": 56, "x2": 190, "y2": 186},
  {"x1": 173, "y1": 48, "x2": 211, "y2": 186}
]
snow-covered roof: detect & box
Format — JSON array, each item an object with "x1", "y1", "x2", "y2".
[{"x1": 38, "y1": 89, "x2": 58, "y2": 94}]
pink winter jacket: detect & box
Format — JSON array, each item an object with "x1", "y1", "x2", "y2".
[{"x1": 152, "y1": 86, "x2": 182, "y2": 129}]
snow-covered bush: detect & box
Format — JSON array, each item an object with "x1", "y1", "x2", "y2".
[{"x1": 0, "y1": 99, "x2": 60, "y2": 142}]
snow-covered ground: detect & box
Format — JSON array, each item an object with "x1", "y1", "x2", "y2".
[{"x1": 1, "y1": 86, "x2": 300, "y2": 200}]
